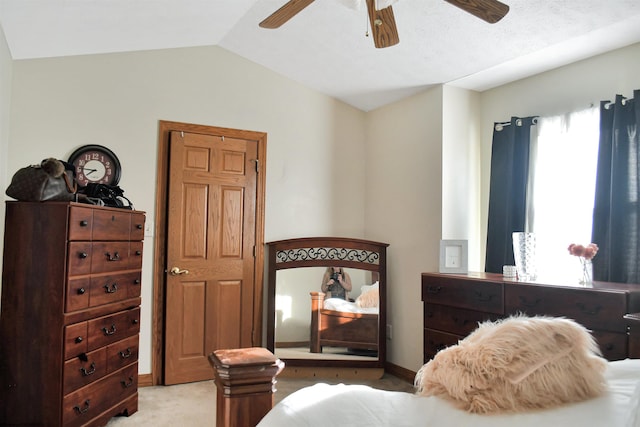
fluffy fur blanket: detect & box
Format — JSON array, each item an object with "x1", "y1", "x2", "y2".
[{"x1": 415, "y1": 316, "x2": 608, "y2": 414}]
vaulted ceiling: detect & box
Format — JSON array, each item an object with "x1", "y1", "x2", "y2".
[{"x1": 1, "y1": 0, "x2": 639, "y2": 111}]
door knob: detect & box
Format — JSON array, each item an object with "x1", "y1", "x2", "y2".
[{"x1": 169, "y1": 267, "x2": 189, "y2": 276}]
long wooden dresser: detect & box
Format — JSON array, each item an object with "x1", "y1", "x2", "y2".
[
  {"x1": 0, "y1": 201, "x2": 145, "y2": 426},
  {"x1": 422, "y1": 272, "x2": 640, "y2": 363}
]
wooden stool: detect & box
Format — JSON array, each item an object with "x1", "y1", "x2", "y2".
[{"x1": 209, "y1": 347, "x2": 284, "y2": 427}]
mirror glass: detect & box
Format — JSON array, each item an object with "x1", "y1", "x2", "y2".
[
  {"x1": 266, "y1": 237, "x2": 387, "y2": 369},
  {"x1": 274, "y1": 267, "x2": 379, "y2": 362}
]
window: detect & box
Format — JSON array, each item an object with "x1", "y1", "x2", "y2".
[{"x1": 528, "y1": 107, "x2": 600, "y2": 282}]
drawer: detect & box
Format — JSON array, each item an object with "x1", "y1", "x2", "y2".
[
  {"x1": 68, "y1": 206, "x2": 94, "y2": 241},
  {"x1": 505, "y1": 284, "x2": 628, "y2": 332},
  {"x1": 68, "y1": 242, "x2": 93, "y2": 276},
  {"x1": 62, "y1": 362, "x2": 138, "y2": 427},
  {"x1": 66, "y1": 277, "x2": 91, "y2": 312},
  {"x1": 65, "y1": 322, "x2": 89, "y2": 360},
  {"x1": 129, "y1": 241, "x2": 144, "y2": 269},
  {"x1": 423, "y1": 328, "x2": 461, "y2": 362},
  {"x1": 592, "y1": 330, "x2": 628, "y2": 361},
  {"x1": 422, "y1": 276, "x2": 504, "y2": 314},
  {"x1": 424, "y1": 303, "x2": 499, "y2": 336},
  {"x1": 107, "y1": 335, "x2": 139, "y2": 373},
  {"x1": 86, "y1": 307, "x2": 141, "y2": 352},
  {"x1": 63, "y1": 336, "x2": 139, "y2": 395},
  {"x1": 91, "y1": 242, "x2": 135, "y2": 274},
  {"x1": 68, "y1": 206, "x2": 145, "y2": 241},
  {"x1": 63, "y1": 347, "x2": 108, "y2": 395},
  {"x1": 68, "y1": 242, "x2": 143, "y2": 276},
  {"x1": 92, "y1": 210, "x2": 132, "y2": 241},
  {"x1": 89, "y1": 271, "x2": 142, "y2": 307},
  {"x1": 130, "y1": 212, "x2": 145, "y2": 241}
]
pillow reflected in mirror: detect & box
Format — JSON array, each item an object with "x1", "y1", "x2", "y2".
[{"x1": 356, "y1": 282, "x2": 379, "y2": 308}]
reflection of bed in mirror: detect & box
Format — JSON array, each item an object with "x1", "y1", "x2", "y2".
[
  {"x1": 309, "y1": 276, "x2": 379, "y2": 354},
  {"x1": 266, "y1": 237, "x2": 388, "y2": 371}
]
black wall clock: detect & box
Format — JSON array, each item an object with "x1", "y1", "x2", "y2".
[{"x1": 68, "y1": 144, "x2": 121, "y2": 187}]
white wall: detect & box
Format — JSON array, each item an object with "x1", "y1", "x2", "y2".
[
  {"x1": 0, "y1": 24, "x2": 12, "y2": 303},
  {"x1": 5, "y1": 45, "x2": 367, "y2": 374},
  {"x1": 365, "y1": 86, "x2": 443, "y2": 371},
  {"x1": 442, "y1": 86, "x2": 481, "y2": 269}
]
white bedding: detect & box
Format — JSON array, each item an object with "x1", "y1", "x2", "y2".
[
  {"x1": 322, "y1": 298, "x2": 378, "y2": 315},
  {"x1": 258, "y1": 358, "x2": 640, "y2": 427}
]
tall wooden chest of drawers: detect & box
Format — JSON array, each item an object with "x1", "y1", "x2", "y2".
[
  {"x1": 422, "y1": 272, "x2": 640, "y2": 363},
  {"x1": 0, "y1": 201, "x2": 145, "y2": 426}
]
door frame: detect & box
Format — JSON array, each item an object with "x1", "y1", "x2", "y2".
[{"x1": 151, "y1": 120, "x2": 267, "y2": 385}]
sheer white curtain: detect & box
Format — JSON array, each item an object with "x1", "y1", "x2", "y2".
[{"x1": 529, "y1": 107, "x2": 600, "y2": 282}]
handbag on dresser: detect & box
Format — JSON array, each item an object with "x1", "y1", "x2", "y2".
[{"x1": 5, "y1": 158, "x2": 78, "y2": 202}]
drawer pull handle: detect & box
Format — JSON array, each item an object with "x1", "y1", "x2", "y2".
[
  {"x1": 73, "y1": 399, "x2": 91, "y2": 415},
  {"x1": 102, "y1": 324, "x2": 117, "y2": 336},
  {"x1": 121, "y1": 376, "x2": 134, "y2": 388},
  {"x1": 426, "y1": 286, "x2": 442, "y2": 294},
  {"x1": 576, "y1": 303, "x2": 602, "y2": 316},
  {"x1": 475, "y1": 292, "x2": 494, "y2": 302},
  {"x1": 80, "y1": 362, "x2": 96, "y2": 377},
  {"x1": 136, "y1": 224, "x2": 143, "y2": 229},
  {"x1": 134, "y1": 279, "x2": 141, "y2": 285},
  {"x1": 135, "y1": 250, "x2": 142, "y2": 256},
  {"x1": 105, "y1": 252, "x2": 120, "y2": 262},
  {"x1": 75, "y1": 336, "x2": 83, "y2": 343},
  {"x1": 77, "y1": 287, "x2": 86, "y2": 295},
  {"x1": 519, "y1": 296, "x2": 541, "y2": 308},
  {"x1": 80, "y1": 220, "x2": 89, "y2": 227},
  {"x1": 104, "y1": 283, "x2": 118, "y2": 294},
  {"x1": 132, "y1": 319, "x2": 139, "y2": 325},
  {"x1": 120, "y1": 348, "x2": 133, "y2": 359},
  {"x1": 452, "y1": 316, "x2": 469, "y2": 326},
  {"x1": 79, "y1": 252, "x2": 88, "y2": 259}
]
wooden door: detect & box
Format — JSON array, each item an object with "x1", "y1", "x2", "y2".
[{"x1": 164, "y1": 130, "x2": 259, "y2": 385}]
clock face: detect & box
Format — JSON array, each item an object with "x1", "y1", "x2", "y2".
[{"x1": 68, "y1": 145, "x2": 121, "y2": 187}]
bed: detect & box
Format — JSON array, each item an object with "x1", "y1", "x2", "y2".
[
  {"x1": 210, "y1": 313, "x2": 640, "y2": 427},
  {"x1": 309, "y1": 284, "x2": 379, "y2": 354},
  {"x1": 257, "y1": 358, "x2": 640, "y2": 427}
]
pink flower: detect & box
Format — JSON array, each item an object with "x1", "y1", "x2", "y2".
[{"x1": 568, "y1": 243, "x2": 599, "y2": 260}]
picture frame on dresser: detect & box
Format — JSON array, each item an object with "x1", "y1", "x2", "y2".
[{"x1": 438, "y1": 240, "x2": 468, "y2": 274}]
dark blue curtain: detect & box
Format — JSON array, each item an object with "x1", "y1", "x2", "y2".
[
  {"x1": 592, "y1": 90, "x2": 639, "y2": 283},
  {"x1": 485, "y1": 116, "x2": 537, "y2": 273}
]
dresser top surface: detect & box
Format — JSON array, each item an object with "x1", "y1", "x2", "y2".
[
  {"x1": 422, "y1": 271, "x2": 640, "y2": 293},
  {"x1": 6, "y1": 200, "x2": 145, "y2": 214}
]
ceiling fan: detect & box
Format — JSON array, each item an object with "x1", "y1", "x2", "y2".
[{"x1": 259, "y1": 0, "x2": 509, "y2": 49}]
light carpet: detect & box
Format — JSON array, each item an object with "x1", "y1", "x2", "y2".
[{"x1": 106, "y1": 373, "x2": 415, "y2": 426}]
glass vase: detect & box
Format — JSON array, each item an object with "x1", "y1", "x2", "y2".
[
  {"x1": 579, "y1": 258, "x2": 593, "y2": 285},
  {"x1": 512, "y1": 232, "x2": 537, "y2": 281}
]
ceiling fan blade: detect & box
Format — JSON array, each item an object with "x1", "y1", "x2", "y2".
[
  {"x1": 444, "y1": 0, "x2": 509, "y2": 24},
  {"x1": 366, "y1": 0, "x2": 400, "y2": 48},
  {"x1": 259, "y1": 0, "x2": 316, "y2": 29}
]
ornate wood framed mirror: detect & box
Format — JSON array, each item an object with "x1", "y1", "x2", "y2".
[{"x1": 266, "y1": 237, "x2": 388, "y2": 371}]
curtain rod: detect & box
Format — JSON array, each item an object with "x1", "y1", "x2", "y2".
[
  {"x1": 494, "y1": 117, "x2": 538, "y2": 131},
  {"x1": 603, "y1": 98, "x2": 629, "y2": 109}
]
